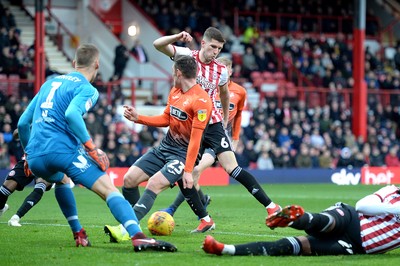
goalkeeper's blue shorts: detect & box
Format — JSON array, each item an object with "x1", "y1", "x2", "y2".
[{"x1": 27, "y1": 148, "x2": 105, "y2": 189}]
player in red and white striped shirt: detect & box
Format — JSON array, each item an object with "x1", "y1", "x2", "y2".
[
  {"x1": 152, "y1": 27, "x2": 281, "y2": 229},
  {"x1": 202, "y1": 185, "x2": 400, "y2": 256}
]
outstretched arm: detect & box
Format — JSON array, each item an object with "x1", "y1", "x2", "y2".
[
  {"x1": 355, "y1": 194, "x2": 400, "y2": 215},
  {"x1": 124, "y1": 105, "x2": 170, "y2": 127}
]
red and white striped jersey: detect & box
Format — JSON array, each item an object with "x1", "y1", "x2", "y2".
[
  {"x1": 173, "y1": 46, "x2": 228, "y2": 124},
  {"x1": 359, "y1": 185, "x2": 400, "y2": 254}
]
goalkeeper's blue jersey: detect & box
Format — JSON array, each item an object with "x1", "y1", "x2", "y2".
[{"x1": 24, "y1": 72, "x2": 99, "y2": 158}]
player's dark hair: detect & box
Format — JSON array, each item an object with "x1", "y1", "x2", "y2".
[
  {"x1": 203, "y1": 27, "x2": 225, "y2": 43},
  {"x1": 74, "y1": 43, "x2": 99, "y2": 68},
  {"x1": 174, "y1": 55, "x2": 197, "y2": 79}
]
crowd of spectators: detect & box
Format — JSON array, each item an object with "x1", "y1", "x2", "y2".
[
  {"x1": 1, "y1": 88, "x2": 399, "y2": 170},
  {"x1": 1, "y1": 1, "x2": 399, "y2": 171}
]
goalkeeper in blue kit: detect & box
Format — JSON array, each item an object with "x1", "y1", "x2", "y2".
[{"x1": 17, "y1": 43, "x2": 176, "y2": 252}]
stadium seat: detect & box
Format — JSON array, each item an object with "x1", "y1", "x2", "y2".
[
  {"x1": 262, "y1": 71, "x2": 273, "y2": 80},
  {"x1": 232, "y1": 53, "x2": 243, "y2": 65},
  {"x1": 252, "y1": 77, "x2": 264, "y2": 90},
  {"x1": 285, "y1": 82, "x2": 297, "y2": 99},
  {"x1": 250, "y1": 71, "x2": 262, "y2": 81},
  {"x1": 273, "y1": 71, "x2": 285, "y2": 81}
]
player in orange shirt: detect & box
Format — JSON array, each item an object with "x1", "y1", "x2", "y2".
[
  {"x1": 161, "y1": 57, "x2": 247, "y2": 216},
  {"x1": 104, "y1": 55, "x2": 214, "y2": 241}
]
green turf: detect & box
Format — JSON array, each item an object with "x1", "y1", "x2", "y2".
[{"x1": 0, "y1": 184, "x2": 399, "y2": 266}]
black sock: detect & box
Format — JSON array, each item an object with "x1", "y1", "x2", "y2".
[
  {"x1": 16, "y1": 183, "x2": 46, "y2": 218},
  {"x1": 0, "y1": 185, "x2": 12, "y2": 209},
  {"x1": 133, "y1": 189, "x2": 157, "y2": 221},
  {"x1": 178, "y1": 180, "x2": 208, "y2": 219},
  {"x1": 234, "y1": 237, "x2": 301, "y2": 256},
  {"x1": 290, "y1": 212, "x2": 332, "y2": 234},
  {"x1": 198, "y1": 189, "x2": 207, "y2": 205},
  {"x1": 230, "y1": 166, "x2": 272, "y2": 206},
  {"x1": 122, "y1": 186, "x2": 140, "y2": 208},
  {"x1": 169, "y1": 191, "x2": 185, "y2": 210}
]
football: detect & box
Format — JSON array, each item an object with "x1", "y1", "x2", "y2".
[{"x1": 147, "y1": 211, "x2": 175, "y2": 236}]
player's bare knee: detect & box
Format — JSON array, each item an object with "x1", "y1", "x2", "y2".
[
  {"x1": 123, "y1": 174, "x2": 139, "y2": 188},
  {"x1": 297, "y1": 236, "x2": 312, "y2": 255},
  {"x1": 59, "y1": 175, "x2": 71, "y2": 185},
  {"x1": 145, "y1": 178, "x2": 166, "y2": 194}
]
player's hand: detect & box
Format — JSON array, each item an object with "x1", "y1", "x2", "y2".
[
  {"x1": 232, "y1": 139, "x2": 239, "y2": 151},
  {"x1": 84, "y1": 139, "x2": 109, "y2": 171},
  {"x1": 23, "y1": 159, "x2": 33, "y2": 177},
  {"x1": 182, "y1": 171, "x2": 194, "y2": 189},
  {"x1": 123, "y1": 105, "x2": 138, "y2": 122},
  {"x1": 177, "y1": 31, "x2": 193, "y2": 43}
]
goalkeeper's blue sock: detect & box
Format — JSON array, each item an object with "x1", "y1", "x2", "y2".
[
  {"x1": 106, "y1": 192, "x2": 141, "y2": 237},
  {"x1": 55, "y1": 183, "x2": 82, "y2": 233}
]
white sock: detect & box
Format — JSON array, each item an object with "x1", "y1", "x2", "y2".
[
  {"x1": 201, "y1": 215, "x2": 211, "y2": 222},
  {"x1": 222, "y1": 244, "x2": 235, "y2": 255},
  {"x1": 266, "y1": 202, "x2": 276, "y2": 209}
]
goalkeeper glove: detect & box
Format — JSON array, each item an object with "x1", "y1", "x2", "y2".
[
  {"x1": 24, "y1": 159, "x2": 33, "y2": 177},
  {"x1": 84, "y1": 139, "x2": 110, "y2": 171}
]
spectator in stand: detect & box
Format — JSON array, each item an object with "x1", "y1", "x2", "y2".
[
  {"x1": 113, "y1": 43, "x2": 129, "y2": 79},
  {"x1": 1, "y1": 123, "x2": 13, "y2": 143},
  {"x1": 254, "y1": 132, "x2": 272, "y2": 154},
  {"x1": 131, "y1": 39, "x2": 149, "y2": 63},
  {"x1": 295, "y1": 143, "x2": 312, "y2": 168},
  {"x1": 0, "y1": 141, "x2": 9, "y2": 168},
  {"x1": 353, "y1": 151, "x2": 367, "y2": 168},
  {"x1": 241, "y1": 46, "x2": 258, "y2": 79},
  {"x1": 277, "y1": 127, "x2": 291, "y2": 148},
  {"x1": 385, "y1": 146, "x2": 400, "y2": 167},
  {"x1": 243, "y1": 140, "x2": 258, "y2": 166},
  {"x1": 271, "y1": 147, "x2": 285, "y2": 168},
  {"x1": 234, "y1": 141, "x2": 250, "y2": 168},
  {"x1": 1, "y1": 7, "x2": 16, "y2": 31},
  {"x1": 331, "y1": 125, "x2": 345, "y2": 149},
  {"x1": 370, "y1": 146, "x2": 385, "y2": 166},
  {"x1": 318, "y1": 148, "x2": 333, "y2": 168},
  {"x1": 138, "y1": 125, "x2": 154, "y2": 148},
  {"x1": 336, "y1": 147, "x2": 354, "y2": 168},
  {"x1": 310, "y1": 128, "x2": 324, "y2": 149},
  {"x1": 309, "y1": 147, "x2": 320, "y2": 168},
  {"x1": 257, "y1": 151, "x2": 274, "y2": 170}
]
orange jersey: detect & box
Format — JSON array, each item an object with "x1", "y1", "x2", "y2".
[
  {"x1": 137, "y1": 84, "x2": 212, "y2": 172},
  {"x1": 215, "y1": 81, "x2": 247, "y2": 140}
]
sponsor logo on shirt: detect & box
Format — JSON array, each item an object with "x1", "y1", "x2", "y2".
[{"x1": 170, "y1": 106, "x2": 188, "y2": 120}]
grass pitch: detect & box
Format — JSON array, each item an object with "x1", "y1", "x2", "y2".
[{"x1": 0, "y1": 184, "x2": 399, "y2": 265}]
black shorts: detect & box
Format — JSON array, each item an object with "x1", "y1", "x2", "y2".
[
  {"x1": 202, "y1": 122, "x2": 232, "y2": 155},
  {"x1": 306, "y1": 203, "x2": 365, "y2": 255},
  {"x1": 5, "y1": 160, "x2": 52, "y2": 191},
  {"x1": 5, "y1": 160, "x2": 35, "y2": 191},
  {"x1": 134, "y1": 145, "x2": 186, "y2": 187}
]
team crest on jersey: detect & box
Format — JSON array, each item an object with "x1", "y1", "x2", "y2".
[
  {"x1": 335, "y1": 208, "x2": 345, "y2": 216},
  {"x1": 8, "y1": 170, "x2": 16, "y2": 177},
  {"x1": 197, "y1": 109, "x2": 207, "y2": 122}
]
